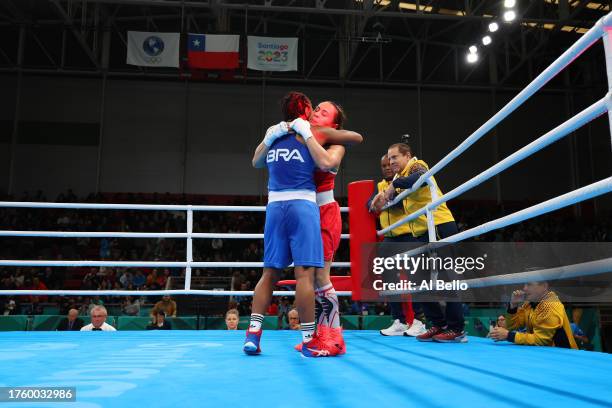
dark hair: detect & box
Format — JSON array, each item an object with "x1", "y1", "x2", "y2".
[
  {"x1": 324, "y1": 100, "x2": 346, "y2": 130},
  {"x1": 281, "y1": 92, "x2": 312, "y2": 121},
  {"x1": 388, "y1": 142, "x2": 412, "y2": 156}
]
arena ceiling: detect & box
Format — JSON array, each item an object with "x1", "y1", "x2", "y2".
[{"x1": 0, "y1": 0, "x2": 609, "y2": 90}]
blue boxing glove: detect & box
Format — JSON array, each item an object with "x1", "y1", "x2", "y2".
[
  {"x1": 263, "y1": 122, "x2": 289, "y2": 147},
  {"x1": 289, "y1": 118, "x2": 313, "y2": 142}
]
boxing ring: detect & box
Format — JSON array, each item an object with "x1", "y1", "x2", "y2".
[
  {"x1": 0, "y1": 331, "x2": 610, "y2": 408},
  {"x1": 1, "y1": 10, "x2": 612, "y2": 408}
]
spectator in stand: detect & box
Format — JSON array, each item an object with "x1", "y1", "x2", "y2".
[
  {"x1": 277, "y1": 297, "x2": 291, "y2": 329},
  {"x1": 57, "y1": 309, "x2": 84, "y2": 331},
  {"x1": 487, "y1": 315, "x2": 507, "y2": 338},
  {"x1": 267, "y1": 299, "x2": 278, "y2": 316},
  {"x1": 152, "y1": 295, "x2": 177, "y2": 317},
  {"x1": 225, "y1": 309, "x2": 240, "y2": 330},
  {"x1": 350, "y1": 301, "x2": 365, "y2": 315},
  {"x1": 27, "y1": 296, "x2": 44, "y2": 315},
  {"x1": 132, "y1": 270, "x2": 146, "y2": 288},
  {"x1": 122, "y1": 296, "x2": 141, "y2": 316},
  {"x1": 119, "y1": 270, "x2": 133, "y2": 288},
  {"x1": 146, "y1": 271, "x2": 158, "y2": 288},
  {"x1": 30, "y1": 277, "x2": 48, "y2": 302},
  {"x1": 156, "y1": 271, "x2": 168, "y2": 288},
  {"x1": 81, "y1": 306, "x2": 116, "y2": 331},
  {"x1": 571, "y1": 322, "x2": 591, "y2": 350},
  {"x1": 147, "y1": 309, "x2": 172, "y2": 330},
  {"x1": 87, "y1": 296, "x2": 104, "y2": 314},
  {"x1": 3, "y1": 298, "x2": 18, "y2": 315},
  {"x1": 287, "y1": 308, "x2": 300, "y2": 330}
]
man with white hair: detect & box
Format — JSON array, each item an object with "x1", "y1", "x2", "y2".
[
  {"x1": 57, "y1": 308, "x2": 84, "y2": 331},
  {"x1": 80, "y1": 305, "x2": 116, "y2": 331}
]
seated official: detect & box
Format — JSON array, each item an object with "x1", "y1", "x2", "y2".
[
  {"x1": 57, "y1": 308, "x2": 84, "y2": 331},
  {"x1": 147, "y1": 309, "x2": 172, "y2": 330},
  {"x1": 490, "y1": 281, "x2": 577, "y2": 349},
  {"x1": 81, "y1": 305, "x2": 116, "y2": 331}
]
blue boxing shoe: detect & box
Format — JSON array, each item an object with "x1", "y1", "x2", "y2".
[{"x1": 243, "y1": 329, "x2": 262, "y2": 355}]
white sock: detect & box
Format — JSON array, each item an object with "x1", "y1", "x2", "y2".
[
  {"x1": 301, "y1": 322, "x2": 316, "y2": 343},
  {"x1": 248, "y1": 313, "x2": 264, "y2": 332},
  {"x1": 317, "y1": 283, "x2": 340, "y2": 328}
]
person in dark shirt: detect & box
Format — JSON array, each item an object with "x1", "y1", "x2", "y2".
[
  {"x1": 57, "y1": 308, "x2": 84, "y2": 331},
  {"x1": 147, "y1": 309, "x2": 172, "y2": 330}
]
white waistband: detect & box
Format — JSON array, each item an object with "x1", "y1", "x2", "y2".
[
  {"x1": 316, "y1": 190, "x2": 335, "y2": 207},
  {"x1": 268, "y1": 190, "x2": 316, "y2": 203}
]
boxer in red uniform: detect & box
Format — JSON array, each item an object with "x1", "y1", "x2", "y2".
[{"x1": 290, "y1": 100, "x2": 362, "y2": 355}]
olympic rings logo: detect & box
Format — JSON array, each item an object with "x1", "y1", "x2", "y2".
[{"x1": 144, "y1": 57, "x2": 163, "y2": 63}]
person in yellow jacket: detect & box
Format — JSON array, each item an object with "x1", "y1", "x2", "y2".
[
  {"x1": 490, "y1": 280, "x2": 578, "y2": 349},
  {"x1": 370, "y1": 143, "x2": 466, "y2": 343},
  {"x1": 368, "y1": 154, "x2": 425, "y2": 337}
]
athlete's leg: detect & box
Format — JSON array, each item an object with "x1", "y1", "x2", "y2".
[
  {"x1": 315, "y1": 262, "x2": 340, "y2": 328},
  {"x1": 315, "y1": 202, "x2": 342, "y2": 328},
  {"x1": 295, "y1": 266, "x2": 316, "y2": 343},
  {"x1": 250, "y1": 268, "x2": 279, "y2": 317}
]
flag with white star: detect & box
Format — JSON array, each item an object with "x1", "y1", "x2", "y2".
[{"x1": 187, "y1": 33, "x2": 240, "y2": 69}]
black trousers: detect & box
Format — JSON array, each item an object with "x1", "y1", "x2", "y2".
[
  {"x1": 413, "y1": 221, "x2": 464, "y2": 331},
  {"x1": 382, "y1": 234, "x2": 424, "y2": 323},
  {"x1": 386, "y1": 222, "x2": 464, "y2": 331}
]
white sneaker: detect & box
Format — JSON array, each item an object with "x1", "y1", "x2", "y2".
[
  {"x1": 380, "y1": 319, "x2": 408, "y2": 336},
  {"x1": 403, "y1": 319, "x2": 427, "y2": 337}
]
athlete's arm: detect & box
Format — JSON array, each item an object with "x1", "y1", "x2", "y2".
[
  {"x1": 304, "y1": 141, "x2": 345, "y2": 171},
  {"x1": 252, "y1": 122, "x2": 289, "y2": 168},
  {"x1": 252, "y1": 142, "x2": 269, "y2": 168},
  {"x1": 312, "y1": 127, "x2": 363, "y2": 146},
  {"x1": 291, "y1": 118, "x2": 346, "y2": 171}
]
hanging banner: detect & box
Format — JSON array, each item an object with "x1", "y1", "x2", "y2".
[
  {"x1": 126, "y1": 31, "x2": 180, "y2": 68},
  {"x1": 247, "y1": 36, "x2": 298, "y2": 71}
]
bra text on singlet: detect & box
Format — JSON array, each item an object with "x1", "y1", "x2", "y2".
[{"x1": 266, "y1": 148, "x2": 305, "y2": 163}]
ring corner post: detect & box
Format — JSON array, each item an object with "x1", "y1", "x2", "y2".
[{"x1": 348, "y1": 180, "x2": 377, "y2": 301}]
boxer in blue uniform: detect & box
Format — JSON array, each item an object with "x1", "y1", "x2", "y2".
[{"x1": 245, "y1": 92, "x2": 335, "y2": 357}]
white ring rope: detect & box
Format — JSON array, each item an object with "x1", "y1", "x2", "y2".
[
  {"x1": 0, "y1": 200, "x2": 352, "y2": 297},
  {"x1": 0, "y1": 231, "x2": 350, "y2": 239},
  {"x1": 0, "y1": 260, "x2": 351, "y2": 268},
  {"x1": 0, "y1": 289, "x2": 353, "y2": 297},
  {"x1": 0, "y1": 201, "x2": 348, "y2": 213}
]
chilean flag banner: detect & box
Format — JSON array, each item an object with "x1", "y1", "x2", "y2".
[{"x1": 187, "y1": 34, "x2": 240, "y2": 69}]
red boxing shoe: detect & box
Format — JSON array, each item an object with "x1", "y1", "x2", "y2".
[
  {"x1": 328, "y1": 326, "x2": 346, "y2": 355},
  {"x1": 295, "y1": 326, "x2": 330, "y2": 353},
  {"x1": 315, "y1": 324, "x2": 345, "y2": 356},
  {"x1": 301, "y1": 333, "x2": 333, "y2": 358}
]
